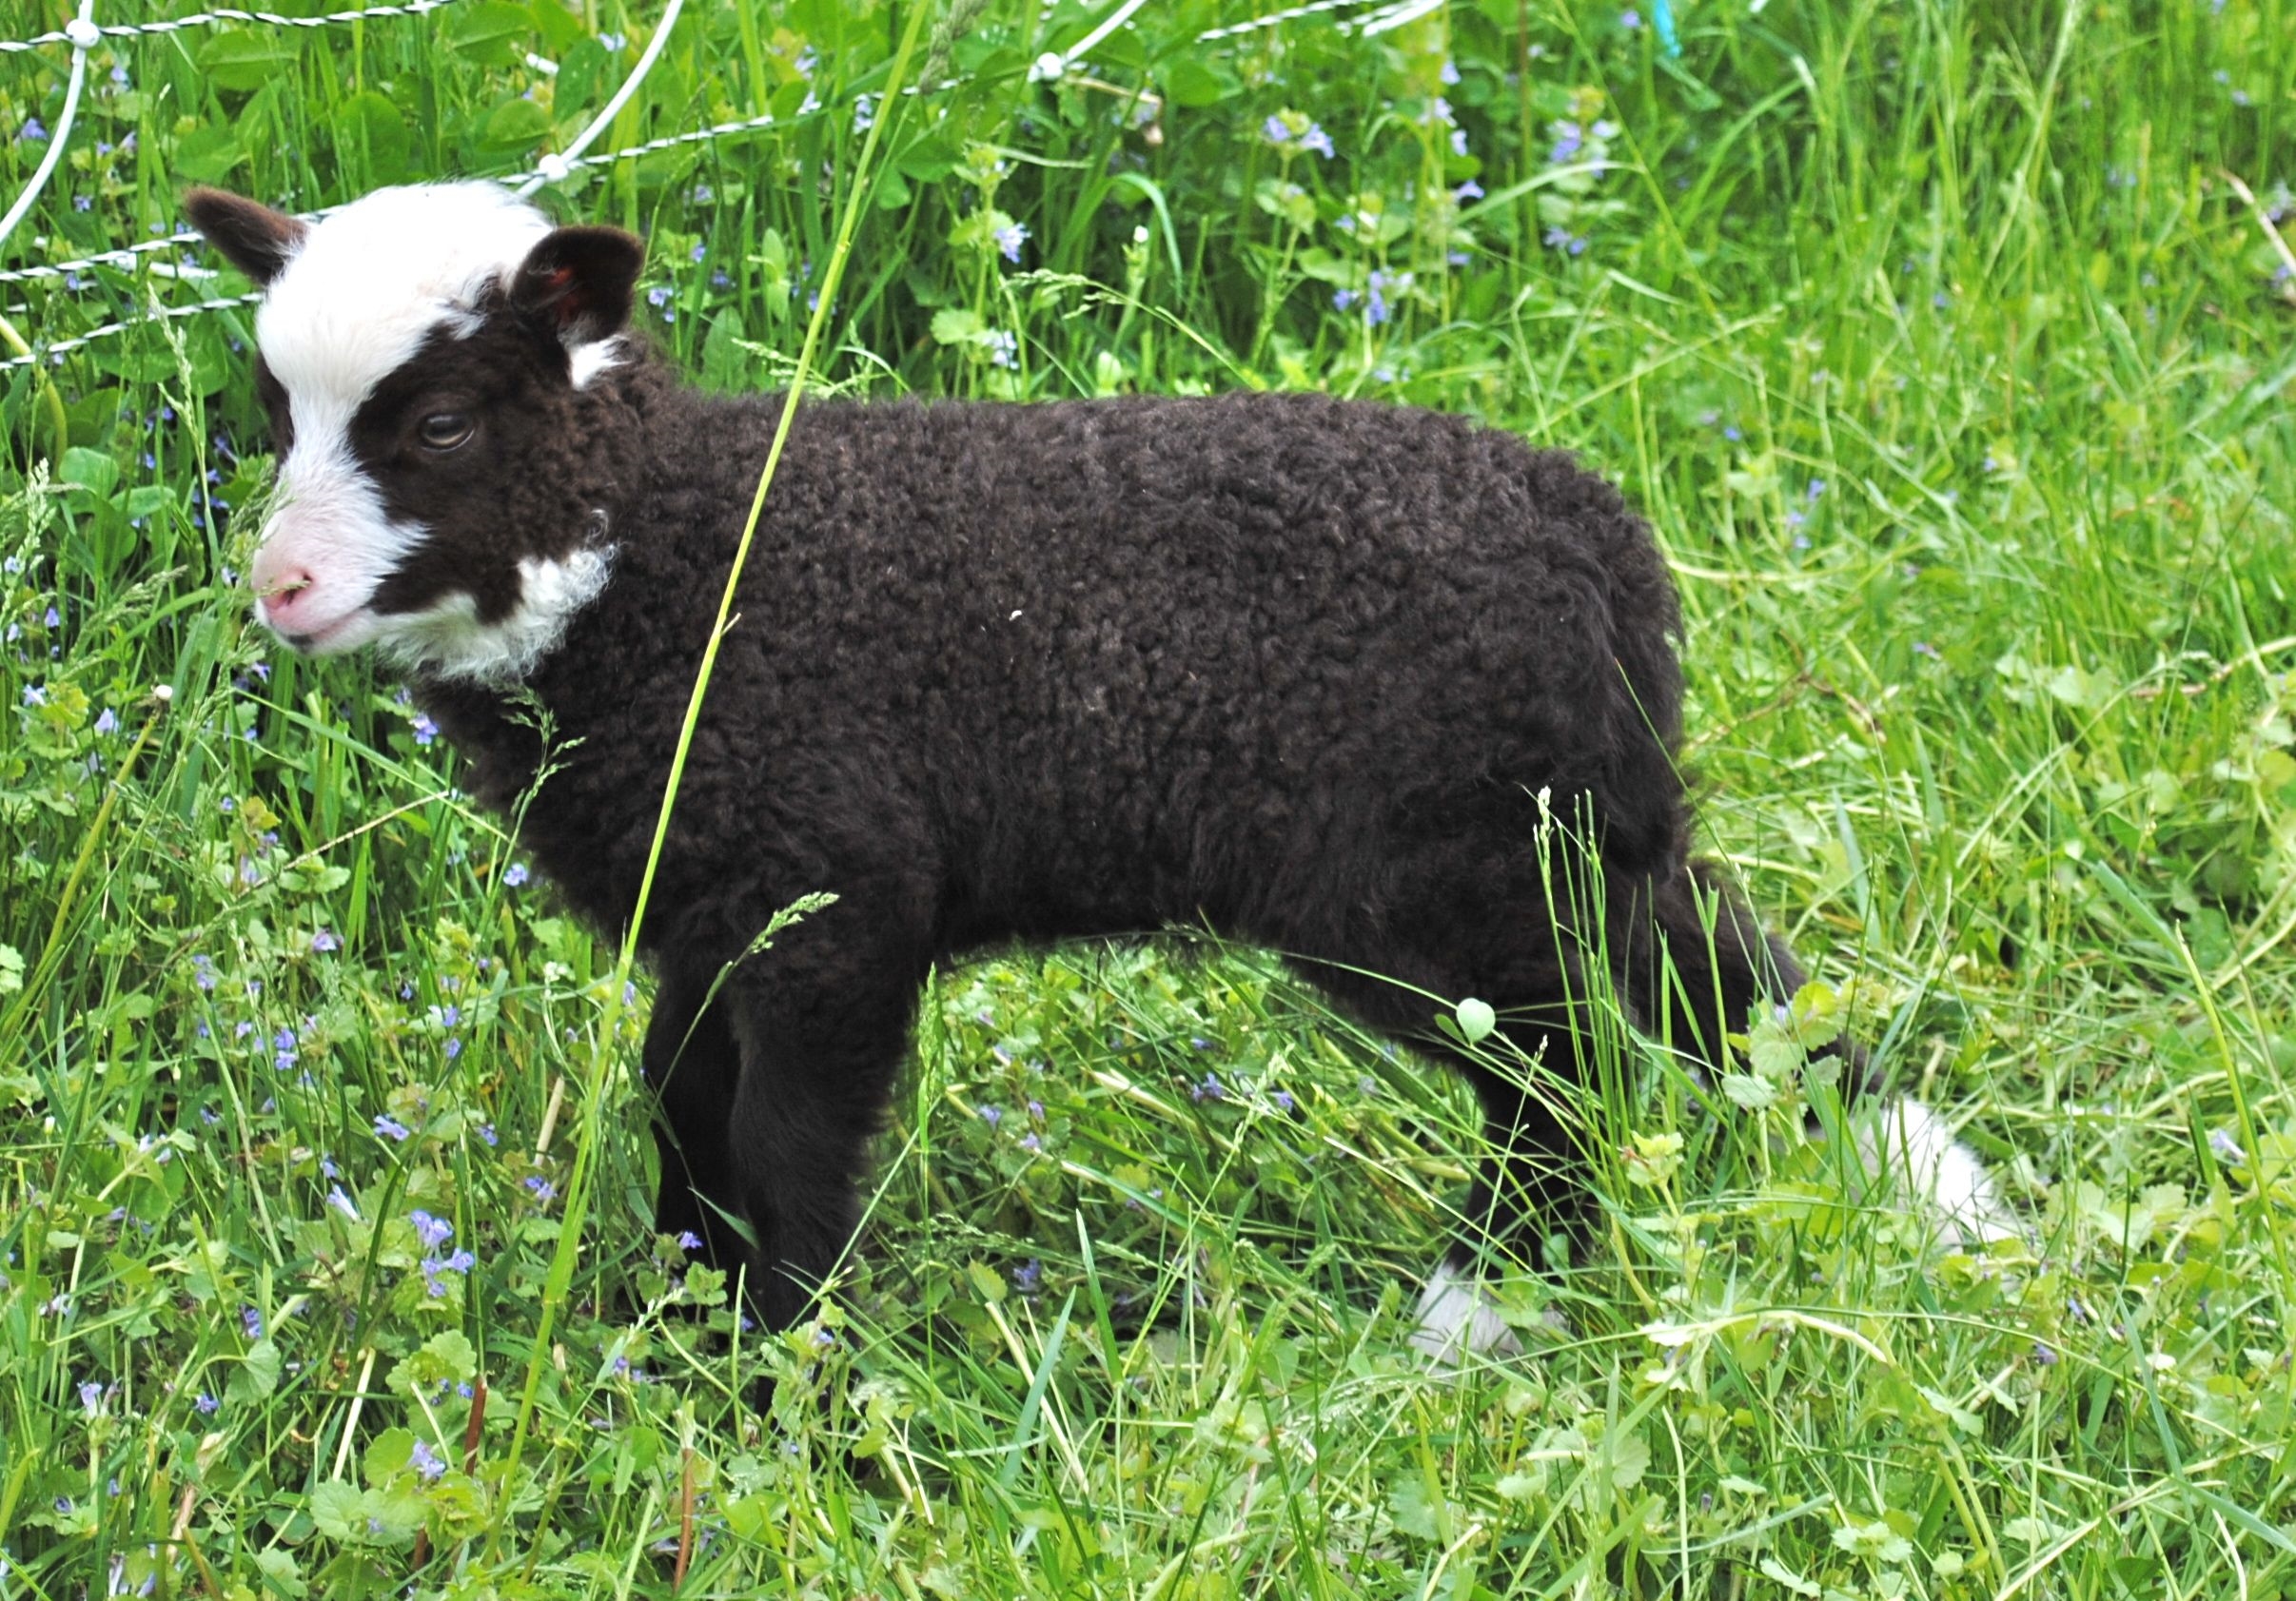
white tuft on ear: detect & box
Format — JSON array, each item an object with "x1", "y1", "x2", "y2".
[
  {"x1": 568, "y1": 336, "x2": 626, "y2": 390},
  {"x1": 1408, "y1": 1261, "x2": 1523, "y2": 1366},
  {"x1": 1859, "y1": 1097, "x2": 2020, "y2": 1247}
]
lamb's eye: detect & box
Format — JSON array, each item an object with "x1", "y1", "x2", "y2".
[{"x1": 418, "y1": 414, "x2": 473, "y2": 452}]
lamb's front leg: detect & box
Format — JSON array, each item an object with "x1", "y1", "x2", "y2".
[
  {"x1": 639, "y1": 965, "x2": 746, "y2": 1272},
  {"x1": 720, "y1": 958, "x2": 924, "y2": 1337}
]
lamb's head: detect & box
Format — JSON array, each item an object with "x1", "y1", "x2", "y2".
[{"x1": 186, "y1": 182, "x2": 645, "y2": 683}]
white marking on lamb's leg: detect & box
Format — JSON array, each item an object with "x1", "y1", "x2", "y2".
[
  {"x1": 1408, "y1": 1261, "x2": 1523, "y2": 1365},
  {"x1": 1861, "y1": 1097, "x2": 2019, "y2": 1246}
]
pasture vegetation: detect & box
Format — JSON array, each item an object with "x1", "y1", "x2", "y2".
[{"x1": 1, "y1": 0, "x2": 2294, "y2": 1593}]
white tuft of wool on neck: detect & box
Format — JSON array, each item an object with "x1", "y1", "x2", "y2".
[{"x1": 377, "y1": 546, "x2": 618, "y2": 686}]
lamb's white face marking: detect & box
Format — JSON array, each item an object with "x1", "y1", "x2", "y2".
[
  {"x1": 1408, "y1": 1261, "x2": 1524, "y2": 1366},
  {"x1": 245, "y1": 182, "x2": 607, "y2": 679},
  {"x1": 1859, "y1": 1097, "x2": 2020, "y2": 1247}
]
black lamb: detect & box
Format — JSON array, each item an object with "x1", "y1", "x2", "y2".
[{"x1": 184, "y1": 180, "x2": 2010, "y2": 1364}]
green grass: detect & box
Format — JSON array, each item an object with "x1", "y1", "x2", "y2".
[{"x1": 3, "y1": 0, "x2": 2296, "y2": 1593}]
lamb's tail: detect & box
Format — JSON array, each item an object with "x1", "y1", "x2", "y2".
[{"x1": 1858, "y1": 1097, "x2": 2021, "y2": 1246}]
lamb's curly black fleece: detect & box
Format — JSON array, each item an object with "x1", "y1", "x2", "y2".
[{"x1": 411, "y1": 359, "x2": 1811, "y2": 1334}]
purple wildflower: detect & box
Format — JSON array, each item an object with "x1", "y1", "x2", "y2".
[
  {"x1": 410, "y1": 1438, "x2": 445, "y2": 1481},
  {"x1": 410, "y1": 713, "x2": 439, "y2": 747},
  {"x1": 504, "y1": 862, "x2": 529, "y2": 887},
  {"x1": 374, "y1": 1114, "x2": 411, "y2": 1142},
  {"x1": 422, "y1": 1248, "x2": 475, "y2": 1296}
]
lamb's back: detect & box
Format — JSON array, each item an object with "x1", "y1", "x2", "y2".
[{"x1": 535, "y1": 390, "x2": 1685, "y2": 949}]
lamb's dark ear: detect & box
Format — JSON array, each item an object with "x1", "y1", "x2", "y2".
[
  {"x1": 184, "y1": 187, "x2": 308, "y2": 287},
  {"x1": 511, "y1": 225, "x2": 644, "y2": 345}
]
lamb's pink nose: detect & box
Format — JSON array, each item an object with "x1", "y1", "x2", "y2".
[{"x1": 250, "y1": 546, "x2": 321, "y2": 634}]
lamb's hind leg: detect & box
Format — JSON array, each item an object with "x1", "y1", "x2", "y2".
[{"x1": 1300, "y1": 929, "x2": 1599, "y2": 1365}]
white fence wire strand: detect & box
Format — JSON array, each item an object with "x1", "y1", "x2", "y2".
[
  {"x1": 2, "y1": 0, "x2": 1396, "y2": 369},
  {"x1": 1194, "y1": 0, "x2": 1394, "y2": 44},
  {"x1": 19, "y1": 291, "x2": 263, "y2": 367},
  {"x1": 1029, "y1": 0, "x2": 1150, "y2": 82},
  {"x1": 0, "y1": 0, "x2": 461, "y2": 53},
  {"x1": 0, "y1": 0, "x2": 97, "y2": 256},
  {"x1": 514, "y1": 0, "x2": 684, "y2": 196}
]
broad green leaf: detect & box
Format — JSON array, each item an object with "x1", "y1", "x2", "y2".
[
  {"x1": 931, "y1": 307, "x2": 986, "y2": 345},
  {"x1": 195, "y1": 30, "x2": 301, "y2": 93},
  {"x1": 441, "y1": 1, "x2": 536, "y2": 67},
  {"x1": 336, "y1": 90, "x2": 412, "y2": 185},
  {"x1": 58, "y1": 446, "x2": 118, "y2": 498},
  {"x1": 172, "y1": 123, "x2": 246, "y2": 185}
]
